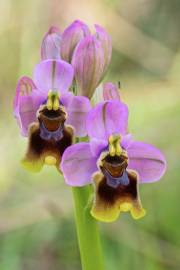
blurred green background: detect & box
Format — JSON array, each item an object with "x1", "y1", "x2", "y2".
[{"x1": 0, "y1": 0, "x2": 180, "y2": 269}]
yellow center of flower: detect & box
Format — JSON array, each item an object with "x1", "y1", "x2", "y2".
[
  {"x1": 47, "y1": 90, "x2": 60, "y2": 111},
  {"x1": 45, "y1": 155, "x2": 57, "y2": 165},
  {"x1": 108, "y1": 134, "x2": 122, "y2": 157}
]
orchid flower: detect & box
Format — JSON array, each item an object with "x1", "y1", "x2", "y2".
[
  {"x1": 41, "y1": 20, "x2": 112, "y2": 99},
  {"x1": 15, "y1": 20, "x2": 167, "y2": 270},
  {"x1": 14, "y1": 59, "x2": 91, "y2": 172},
  {"x1": 61, "y1": 90, "x2": 166, "y2": 222}
]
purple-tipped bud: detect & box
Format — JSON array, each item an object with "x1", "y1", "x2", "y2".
[
  {"x1": 72, "y1": 36, "x2": 105, "y2": 98},
  {"x1": 72, "y1": 24, "x2": 112, "y2": 98},
  {"x1": 61, "y1": 20, "x2": 90, "y2": 63},
  {"x1": 103, "y1": 82, "x2": 121, "y2": 101},
  {"x1": 41, "y1": 26, "x2": 61, "y2": 60}
]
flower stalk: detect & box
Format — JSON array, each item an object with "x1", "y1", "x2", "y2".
[{"x1": 72, "y1": 185, "x2": 104, "y2": 270}]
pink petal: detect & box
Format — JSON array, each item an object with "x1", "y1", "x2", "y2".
[
  {"x1": 33, "y1": 60, "x2": 74, "y2": 94},
  {"x1": 121, "y1": 134, "x2": 133, "y2": 149},
  {"x1": 89, "y1": 138, "x2": 108, "y2": 157},
  {"x1": 61, "y1": 143, "x2": 97, "y2": 186},
  {"x1": 14, "y1": 76, "x2": 36, "y2": 113},
  {"x1": 14, "y1": 76, "x2": 44, "y2": 136},
  {"x1": 41, "y1": 26, "x2": 61, "y2": 60},
  {"x1": 86, "y1": 100, "x2": 128, "y2": 141},
  {"x1": 72, "y1": 35, "x2": 104, "y2": 98},
  {"x1": 103, "y1": 82, "x2": 121, "y2": 101},
  {"x1": 127, "y1": 141, "x2": 167, "y2": 183},
  {"x1": 61, "y1": 20, "x2": 90, "y2": 62},
  {"x1": 63, "y1": 93, "x2": 91, "y2": 137}
]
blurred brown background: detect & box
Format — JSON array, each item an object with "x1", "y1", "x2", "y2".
[{"x1": 0, "y1": 0, "x2": 180, "y2": 269}]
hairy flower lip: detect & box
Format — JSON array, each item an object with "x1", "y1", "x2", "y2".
[
  {"x1": 91, "y1": 169, "x2": 145, "y2": 222},
  {"x1": 22, "y1": 122, "x2": 74, "y2": 172}
]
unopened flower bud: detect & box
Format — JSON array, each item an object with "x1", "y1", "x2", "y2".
[
  {"x1": 41, "y1": 26, "x2": 61, "y2": 60},
  {"x1": 61, "y1": 20, "x2": 90, "y2": 62}
]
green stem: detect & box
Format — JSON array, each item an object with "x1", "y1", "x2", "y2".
[{"x1": 72, "y1": 186, "x2": 105, "y2": 270}]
